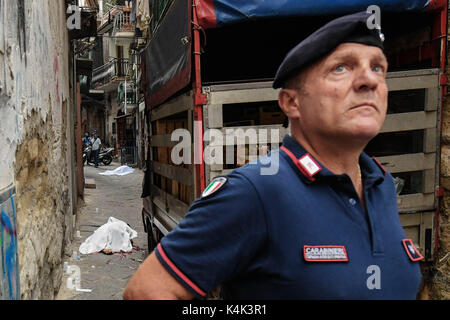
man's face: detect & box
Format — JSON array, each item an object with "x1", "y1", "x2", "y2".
[{"x1": 291, "y1": 43, "x2": 388, "y2": 143}]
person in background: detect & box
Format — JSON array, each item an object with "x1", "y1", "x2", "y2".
[
  {"x1": 91, "y1": 132, "x2": 102, "y2": 168},
  {"x1": 83, "y1": 132, "x2": 90, "y2": 147},
  {"x1": 83, "y1": 132, "x2": 92, "y2": 165}
]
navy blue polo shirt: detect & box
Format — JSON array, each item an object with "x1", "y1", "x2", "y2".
[{"x1": 155, "y1": 135, "x2": 423, "y2": 299}]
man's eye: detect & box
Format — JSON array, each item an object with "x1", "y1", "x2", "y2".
[
  {"x1": 335, "y1": 65, "x2": 346, "y2": 72},
  {"x1": 373, "y1": 65, "x2": 383, "y2": 72}
]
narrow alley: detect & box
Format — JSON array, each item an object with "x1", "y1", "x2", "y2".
[
  {"x1": 1, "y1": 0, "x2": 450, "y2": 303},
  {"x1": 56, "y1": 162, "x2": 146, "y2": 300}
]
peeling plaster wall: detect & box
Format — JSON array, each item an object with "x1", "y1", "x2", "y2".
[{"x1": 0, "y1": 0, "x2": 75, "y2": 299}]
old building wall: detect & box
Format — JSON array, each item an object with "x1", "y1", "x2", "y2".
[
  {"x1": 0, "y1": 0, "x2": 76, "y2": 299},
  {"x1": 430, "y1": 83, "x2": 450, "y2": 299},
  {"x1": 106, "y1": 92, "x2": 120, "y2": 149},
  {"x1": 82, "y1": 104, "x2": 105, "y2": 138},
  {"x1": 425, "y1": 46, "x2": 450, "y2": 300}
]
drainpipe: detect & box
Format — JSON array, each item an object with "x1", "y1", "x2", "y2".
[
  {"x1": 98, "y1": 0, "x2": 104, "y2": 17},
  {"x1": 192, "y1": 0, "x2": 207, "y2": 198},
  {"x1": 125, "y1": 77, "x2": 127, "y2": 114}
]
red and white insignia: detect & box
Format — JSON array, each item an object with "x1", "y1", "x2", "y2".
[
  {"x1": 298, "y1": 154, "x2": 321, "y2": 177},
  {"x1": 402, "y1": 239, "x2": 424, "y2": 262},
  {"x1": 280, "y1": 147, "x2": 322, "y2": 181},
  {"x1": 303, "y1": 245, "x2": 349, "y2": 262}
]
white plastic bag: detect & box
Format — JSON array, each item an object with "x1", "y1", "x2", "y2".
[{"x1": 79, "y1": 217, "x2": 138, "y2": 254}]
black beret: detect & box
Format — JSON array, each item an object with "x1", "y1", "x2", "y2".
[{"x1": 273, "y1": 11, "x2": 385, "y2": 89}]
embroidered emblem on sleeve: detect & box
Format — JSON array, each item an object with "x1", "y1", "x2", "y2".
[{"x1": 201, "y1": 177, "x2": 228, "y2": 198}]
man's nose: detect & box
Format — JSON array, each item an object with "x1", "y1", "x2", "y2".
[{"x1": 353, "y1": 65, "x2": 380, "y2": 91}]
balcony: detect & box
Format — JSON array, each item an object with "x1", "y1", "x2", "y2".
[
  {"x1": 91, "y1": 58, "x2": 131, "y2": 92},
  {"x1": 98, "y1": 5, "x2": 135, "y2": 39},
  {"x1": 113, "y1": 8, "x2": 135, "y2": 38},
  {"x1": 117, "y1": 83, "x2": 137, "y2": 107}
]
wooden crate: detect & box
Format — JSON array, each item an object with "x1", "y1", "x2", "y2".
[
  {"x1": 146, "y1": 92, "x2": 195, "y2": 235},
  {"x1": 379, "y1": 69, "x2": 440, "y2": 213}
]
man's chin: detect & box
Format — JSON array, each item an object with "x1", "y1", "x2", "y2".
[
  {"x1": 337, "y1": 126, "x2": 382, "y2": 145},
  {"x1": 349, "y1": 119, "x2": 384, "y2": 137},
  {"x1": 351, "y1": 128, "x2": 381, "y2": 143}
]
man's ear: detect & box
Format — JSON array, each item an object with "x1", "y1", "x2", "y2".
[{"x1": 278, "y1": 89, "x2": 301, "y2": 120}]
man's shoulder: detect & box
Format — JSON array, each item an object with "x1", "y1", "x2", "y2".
[
  {"x1": 193, "y1": 152, "x2": 289, "y2": 204},
  {"x1": 229, "y1": 150, "x2": 293, "y2": 188},
  {"x1": 194, "y1": 150, "x2": 298, "y2": 207},
  {"x1": 188, "y1": 170, "x2": 266, "y2": 218}
]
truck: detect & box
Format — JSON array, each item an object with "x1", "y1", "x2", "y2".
[{"x1": 139, "y1": 0, "x2": 448, "y2": 262}]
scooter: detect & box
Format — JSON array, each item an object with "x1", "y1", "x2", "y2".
[{"x1": 83, "y1": 146, "x2": 114, "y2": 166}]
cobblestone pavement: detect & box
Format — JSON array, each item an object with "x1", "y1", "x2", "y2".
[{"x1": 56, "y1": 162, "x2": 147, "y2": 300}]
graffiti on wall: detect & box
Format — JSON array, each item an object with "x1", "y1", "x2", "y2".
[{"x1": 0, "y1": 184, "x2": 20, "y2": 300}]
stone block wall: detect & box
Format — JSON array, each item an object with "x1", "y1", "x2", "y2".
[{"x1": 0, "y1": 0, "x2": 76, "y2": 299}]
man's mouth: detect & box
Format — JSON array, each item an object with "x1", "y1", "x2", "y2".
[{"x1": 351, "y1": 103, "x2": 378, "y2": 111}]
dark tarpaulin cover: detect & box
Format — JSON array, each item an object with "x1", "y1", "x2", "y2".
[
  {"x1": 141, "y1": 0, "x2": 191, "y2": 108},
  {"x1": 196, "y1": 0, "x2": 430, "y2": 29}
]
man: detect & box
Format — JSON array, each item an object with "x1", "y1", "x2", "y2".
[
  {"x1": 124, "y1": 11, "x2": 423, "y2": 300},
  {"x1": 91, "y1": 132, "x2": 102, "y2": 168},
  {"x1": 83, "y1": 132, "x2": 90, "y2": 147},
  {"x1": 83, "y1": 132, "x2": 92, "y2": 166}
]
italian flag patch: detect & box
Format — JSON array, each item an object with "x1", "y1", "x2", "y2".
[{"x1": 202, "y1": 177, "x2": 228, "y2": 198}]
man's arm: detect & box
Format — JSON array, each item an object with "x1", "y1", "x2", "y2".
[
  {"x1": 124, "y1": 173, "x2": 266, "y2": 300},
  {"x1": 123, "y1": 251, "x2": 195, "y2": 300}
]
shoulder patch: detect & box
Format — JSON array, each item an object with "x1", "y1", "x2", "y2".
[
  {"x1": 402, "y1": 239, "x2": 424, "y2": 262},
  {"x1": 201, "y1": 177, "x2": 228, "y2": 198}
]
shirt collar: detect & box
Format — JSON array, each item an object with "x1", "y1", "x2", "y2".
[{"x1": 281, "y1": 135, "x2": 386, "y2": 186}]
